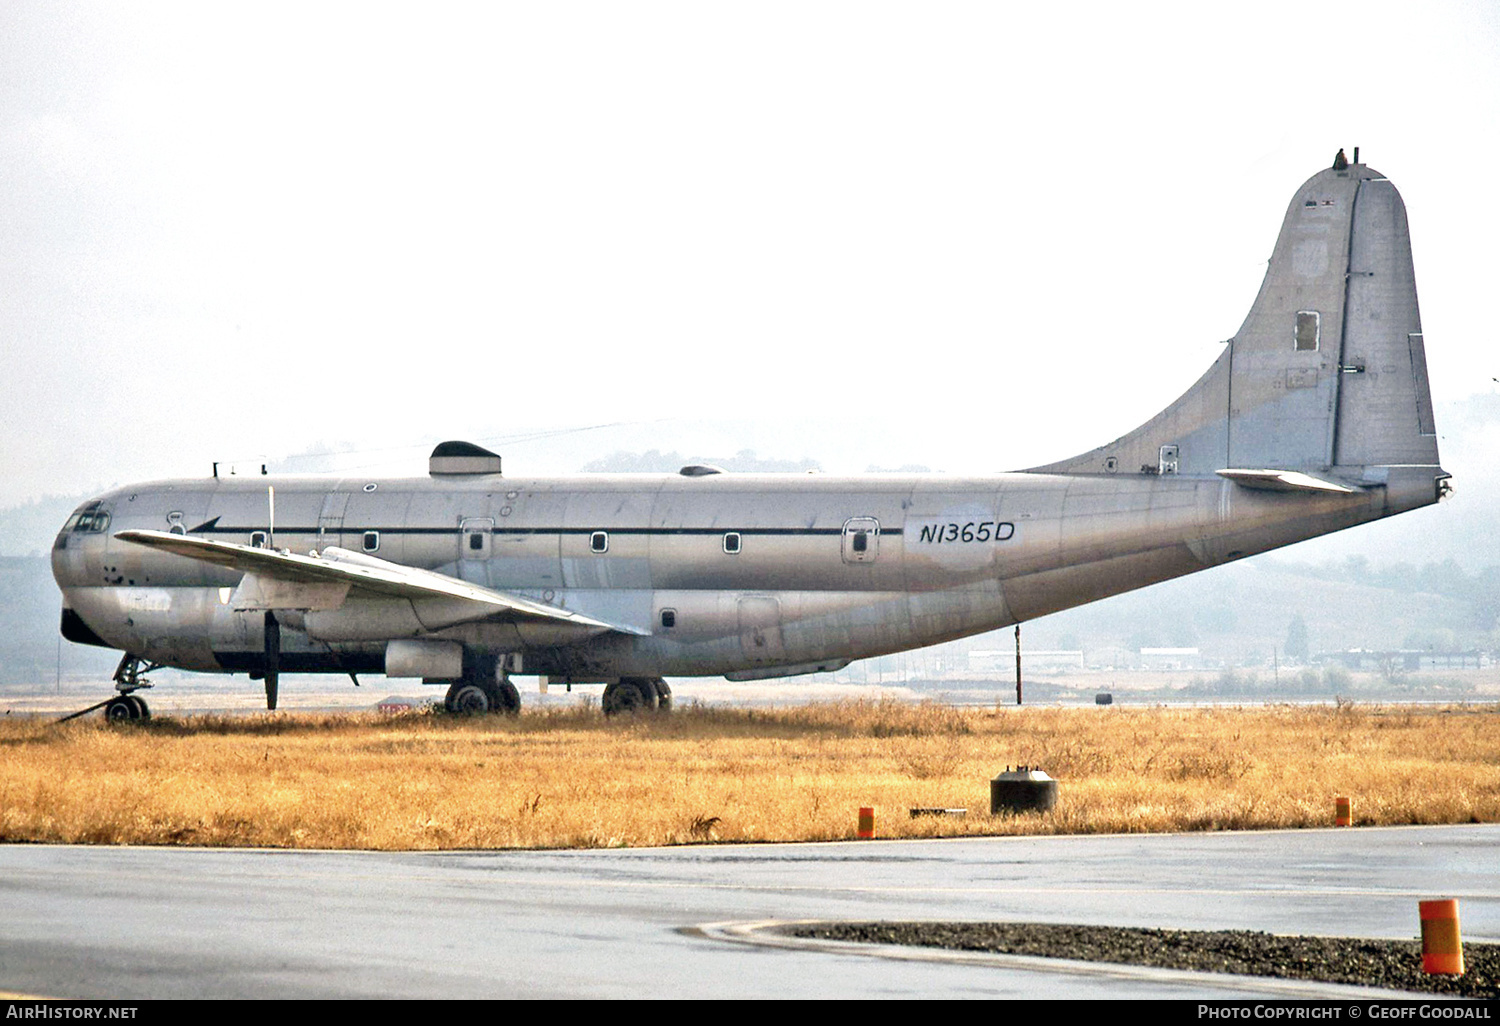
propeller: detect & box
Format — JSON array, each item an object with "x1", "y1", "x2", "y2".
[{"x1": 264, "y1": 612, "x2": 280, "y2": 711}]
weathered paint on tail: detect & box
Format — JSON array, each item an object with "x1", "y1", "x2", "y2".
[{"x1": 1031, "y1": 160, "x2": 1442, "y2": 499}]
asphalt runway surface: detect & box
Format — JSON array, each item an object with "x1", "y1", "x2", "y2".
[{"x1": 1, "y1": 825, "x2": 1494, "y2": 999}]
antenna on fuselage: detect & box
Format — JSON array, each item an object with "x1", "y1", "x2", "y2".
[{"x1": 267, "y1": 485, "x2": 275, "y2": 551}]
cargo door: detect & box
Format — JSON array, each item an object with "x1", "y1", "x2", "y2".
[{"x1": 738, "y1": 596, "x2": 785, "y2": 664}]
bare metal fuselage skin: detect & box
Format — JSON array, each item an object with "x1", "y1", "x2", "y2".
[
  {"x1": 51, "y1": 467, "x2": 1438, "y2": 683},
  {"x1": 51, "y1": 161, "x2": 1448, "y2": 689}
]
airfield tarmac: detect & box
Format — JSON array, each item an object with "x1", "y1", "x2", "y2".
[{"x1": 1, "y1": 824, "x2": 1494, "y2": 999}]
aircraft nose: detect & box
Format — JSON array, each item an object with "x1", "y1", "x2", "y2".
[{"x1": 51, "y1": 499, "x2": 113, "y2": 588}]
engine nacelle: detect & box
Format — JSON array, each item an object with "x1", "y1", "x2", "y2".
[{"x1": 385, "y1": 639, "x2": 463, "y2": 680}]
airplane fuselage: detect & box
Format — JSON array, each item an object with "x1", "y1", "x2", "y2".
[{"x1": 53, "y1": 466, "x2": 1427, "y2": 684}]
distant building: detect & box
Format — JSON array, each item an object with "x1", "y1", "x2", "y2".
[
  {"x1": 1138, "y1": 647, "x2": 1202, "y2": 670},
  {"x1": 1315, "y1": 650, "x2": 1487, "y2": 672}
]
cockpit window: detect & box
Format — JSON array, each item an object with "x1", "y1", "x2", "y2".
[
  {"x1": 71, "y1": 511, "x2": 110, "y2": 533},
  {"x1": 58, "y1": 503, "x2": 109, "y2": 547}
]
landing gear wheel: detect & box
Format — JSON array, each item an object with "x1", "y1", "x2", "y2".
[
  {"x1": 491, "y1": 680, "x2": 521, "y2": 716},
  {"x1": 125, "y1": 695, "x2": 151, "y2": 720},
  {"x1": 602, "y1": 677, "x2": 659, "y2": 716},
  {"x1": 445, "y1": 681, "x2": 492, "y2": 715},
  {"x1": 104, "y1": 696, "x2": 145, "y2": 722},
  {"x1": 652, "y1": 678, "x2": 672, "y2": 712}
]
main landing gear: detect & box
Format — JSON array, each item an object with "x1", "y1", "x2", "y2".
[
  {"x1": 444, "y1": 666, "x2": 521, "y2": 716},
  {"x1": 439, "y1": 669, "x2": 675, "y2": 717},
  {"x1": 601, "y1": 677, "x2": 671, "y2": 716}
]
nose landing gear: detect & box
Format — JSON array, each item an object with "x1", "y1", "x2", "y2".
[
  {"x1": 58, "y1": 653, "x2": 161, "y2": 723},
  {"x1": 104, "y1": 693, "x2": 150, "y2": 721}
]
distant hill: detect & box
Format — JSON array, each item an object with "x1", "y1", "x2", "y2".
[
  {"x1": 0, "y1": 495, "x2": 89, "y2": 558},
  {"x1": 1017, "y1": 556, "x2": 1488, "y2": 666},
  {"x1": 0, "y1": 557, "x2": 118, "y2": 685}
]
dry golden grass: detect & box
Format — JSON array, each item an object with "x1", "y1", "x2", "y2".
[{"x1": 0, "y1": 701, "x2": 1496, "y2": 850}]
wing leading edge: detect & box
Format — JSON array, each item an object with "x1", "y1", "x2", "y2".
[{"x1": 114, "y1": 529, "x2": 647, "y2": 637}]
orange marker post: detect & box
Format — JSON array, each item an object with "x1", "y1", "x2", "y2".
[
  {"x1": 1335, "y1": 796, "x2": 1351, "y2": 827},
  {"x1": 857, "y1": 807, "x2": 875, "y2": 840},
  {"x1": 1419, "y1": 899, "x2": 1464, "y2": 975}
]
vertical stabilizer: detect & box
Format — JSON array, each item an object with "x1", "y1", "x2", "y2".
[{"x1": 1030, "y1": 160, "x2": 1441, "y2": 486}]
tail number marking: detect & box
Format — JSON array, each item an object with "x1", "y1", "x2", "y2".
[{"x1": 914, "y1": 521, "x2": 1015, "y2": 544}]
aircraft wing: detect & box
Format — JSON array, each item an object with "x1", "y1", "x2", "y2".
[{"x1": 114, "y1": 529, "x2": 647, "y2": 636}]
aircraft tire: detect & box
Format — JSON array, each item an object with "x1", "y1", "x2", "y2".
[
  {"x1": 652, "y1": 678, "x2": 672, "y2": 712},
  {"x1": 446, "y1": 681, "x2": 492, "y2": 715},
  {"x1": 104, "y1": 696, "x2": 140, "y2": 722},
  {"x1": 128, "y1": 695, "x2": 151, "y2": 720},
  {"x1": 491, "y1": 680, "x2": 521, "y2": 716},
  {"x1": 602, "y1": 677, "x2": 659, "y2": 717}
]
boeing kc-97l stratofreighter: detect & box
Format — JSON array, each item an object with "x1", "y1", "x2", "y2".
[{"x1": 53, "y1": 155, "x2": 1448, "y2": 719}]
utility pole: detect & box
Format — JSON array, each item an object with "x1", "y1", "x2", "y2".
[{"x1": 1015, "y1": 623, "x2": 1023, "y2": 706}]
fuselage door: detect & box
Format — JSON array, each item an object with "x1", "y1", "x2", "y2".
[
  {"x1": 317, "y1": 492, "x2": 349, "y2": 553},
  {"x1": 738, "y1": 596, "x2": 786, "y2": 664},
  {"x1": 841, "y1": 517, "x2": 880, "y2": 564}
]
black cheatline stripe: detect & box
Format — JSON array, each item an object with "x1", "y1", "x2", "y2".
[{"x1": 191, "y1": 525, "x2": 903, "y2": 537}]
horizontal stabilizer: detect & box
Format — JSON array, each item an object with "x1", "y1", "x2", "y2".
[
  {"x1": 1215, "y1": 469, "x2": 1361, "y2": 494},
  {"x1": 114, "y1": 529, "x2": 647, "y2": 635}
]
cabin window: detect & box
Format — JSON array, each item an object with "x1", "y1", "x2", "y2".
[
  {"x1": 723, "y1": 532, "x2": 741, "y2": 554},
  {"x1": 660, "y1": 609, "x2": 676, "y2": 629},
  {"x1": 251, "y1": 531, "x2": 268, "y2": 548},
  {"x1": 841, "y1": 517, "x2": 881, "y2": 564},
  {"x1": 1295, "y1": 310, "x2": 1320, "y2": 351},
  {"x1": 591, "y1": 531, "x2": 609, "y2": 554},
  {"x1": 460, "y1": 518, "x2": 493, "y2": 559},
  {"x1": 363, "y1": 531, "x2": 380, "y2": 553}
]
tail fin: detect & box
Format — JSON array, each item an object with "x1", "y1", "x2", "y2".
[{"x1": 1031, "y1": 158, "x2": 1442, "y2": 495}]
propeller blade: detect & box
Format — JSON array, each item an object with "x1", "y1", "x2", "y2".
[{"x1": 264, "y1": 612, "x2": 280, "y2": 711}]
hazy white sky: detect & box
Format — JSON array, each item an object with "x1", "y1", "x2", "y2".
[{"x1": 3, "y1": 1, "x2": 1498, "y2": 507}]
